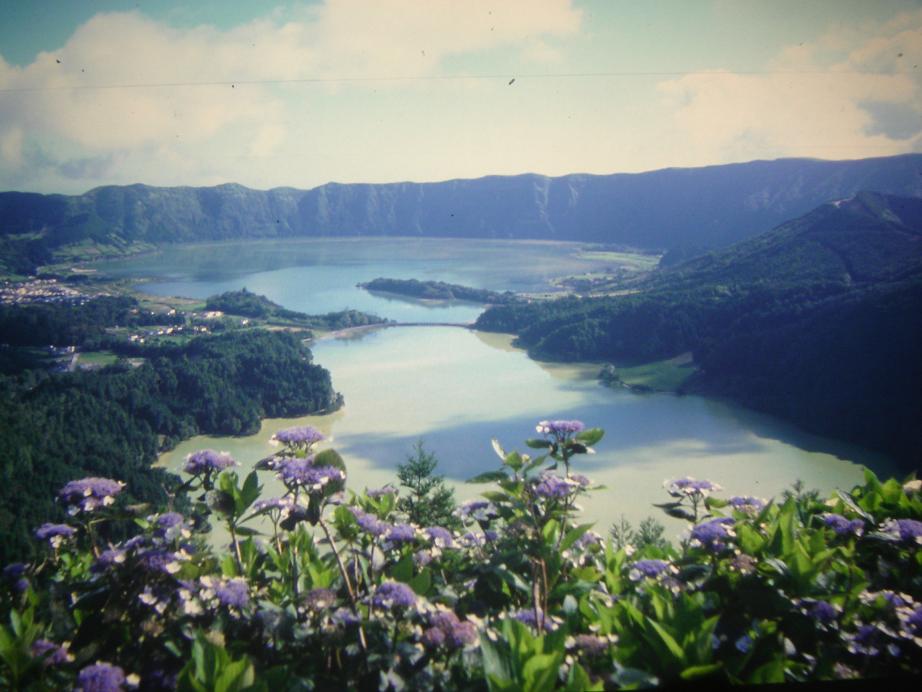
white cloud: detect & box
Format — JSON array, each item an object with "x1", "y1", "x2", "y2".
[
  {"x1": 0, "y1": 1, "x2": 582, "y2": 190},
  {"x1": 657, "y1": 9, "x2": 922, "y2": 163}
]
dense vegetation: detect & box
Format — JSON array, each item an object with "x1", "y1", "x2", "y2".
[
  {"x1": 477, "y1": 193, "x2": 922, "y2": 469},
  {"x1": 1, "y1": 420, "x2": 920, "y2": 689},
  {"x1": 360, "y1": 278, "x2": 518, "y2": 305},
  {"x1": 2, "y1": 156, "x2": 921, "y2": 272},
  {"x1": 205, "y1": 288, "x2": 388, "y2": 330},
  {"x1": 0, "y1": 330, "x2": 340, "y2": 564}
]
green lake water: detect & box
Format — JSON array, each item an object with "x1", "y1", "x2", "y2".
[{"x1": 99, "y1": 239, "x2": 894, "y2": 539}]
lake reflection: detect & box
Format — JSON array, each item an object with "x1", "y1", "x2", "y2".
[{"x1": 158, "y1": 327, "x2": 894, "y2": 537}]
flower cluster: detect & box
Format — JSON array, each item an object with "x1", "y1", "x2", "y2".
[
  {"x1": 372, "y1": 581, "x2": 418, "y2": 610},
  {"x1": 270, "y1": 425, "x2": 325, "y2": 450},
  {"x1": 422, "y1": 609, "x2": 478, "y2": 650},
  {"x1": 34, "y1": 522, "x2": 76, "y2": 548},
  {"x1": 628, "y1": 558, "x2": 677, "y2": 582},
  {"x1": 183, "y1": 449, "x2": 236, "y2": 476},
  {"x1": 536, "y1": 419, "x2": 585, "y2": 440},
  {"x1": 881, "y1": 517, "x2": 922, "y2": 544},
  {"x1": 728, "y1": 496, "x2": 766, "y2": 514},
  {"x1": 822, "y1": 513, "x2": 865, "y2": 537},
  {"x1": 664, "y1": 476, "x2": 722, "y2": 499},
  {"x1": 530, "y1": 472, "x2": 582, "y2": 501},
  {"x1": 689, "y1": 517, "x2": 736, "y2": 553},
  {"x1": 457, "y1": 499, "x2": 498, "y2": 523},
  {"x1": 276, "y1": 457, "x2": 345, "y2": 493},
  {"x1": 58, "y1": 477, "x2": 125, "y2": 514}
]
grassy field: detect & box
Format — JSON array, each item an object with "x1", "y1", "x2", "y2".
[
  {"x1": 76, "y1": 351, "x2": 119, "y2": 367},
  {"x1": 574, "y1": 249, "x2": 661, "y2": 271},
  {"x1": 614, "y1": 352, "x2": 697, "y2": 391}
]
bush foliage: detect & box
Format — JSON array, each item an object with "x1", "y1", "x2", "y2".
[{"x1": 1, "y1": 421, "x2": 920, "y2": 690}]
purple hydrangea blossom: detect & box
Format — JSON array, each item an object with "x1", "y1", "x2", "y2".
[
  {"x1": 531, "y1": 473, "x2": 580, "y2": 500},
  {"x1": 277, "y1": 458, "x2": 344, "y2": 492},
  {"x1": 689, "y1": 517, "x2": 736, "y2": 553},
  {"x1": 822, "y1": 513, "x2": 865, "y2": 537},
  {"x1": 183, "y1": 449, "x2": 236, "y2": 476},
  {"x1": 214, "y1": 578, "x2": 249, "y2": 609},
  {"x1": 76, "y1": 662, "x2": 128, "y2": 692},
  {"x1": 92, "y1": 548, "x2": 127, "y2": 573},
  {"x1": 58, "y1": 477, "x2": 125, "y2": 514},
  {"x1": 574, "y1": 530, "x2": 603, "y2": 550},
  {"x1": 511, "y1": 609, "x2": 558, "y2": 632},
  {"x1": 664, "y1": 477, "x2": 722, "y2": 498},
  {"x1": 422, "y1": 610, "x2": 478, "y2": 649},
  {"x1": 351, "y1": 508, "x2": 388, "y2": 537},
  {"x1": 372, "y1": 581, "x2": 417, "y2": 610},
  {"x1": 367, "y1": 486, "x2": 398, "y2": 499},
  {"x1": 271, "y1": 425, "x2": 325, "y2": 449},
  {"x1": 31, "y1": 639, "x2": 73, "y2": 666},
  {"x1": 900, "y1": 606, "x2": 922, "y2": 642},
  {"x1": 628, "y1": 559, "x2": 675, "y2": 581},
  {"x1": 384, "y1": 524, "x2": 416, "y2": 546},
  {"x1": 425, "y1": 526, "x2": 454, "y2": 548},
  {"x1": 137, "y1": 549, "x2": 182, "y2": 575},
  {"x1": 2, "y1": 562, "x2": 28, "y2": 593},
  {"x1": 797, "y1": 598, "x2": 841, "y2": 626},
  {"x1": 846, "y1": 624, "x2": 884, "y2": 656},
  {"x1": 728, "y1": 496, "x2": 766, "y2": 513},
  {"x1": 152, "y1": 512, "x2": 187, "y2": 541},
  {"x1": 536, "y1": 419, "x2": 585, "y2": 439},
  {"x1": 881, "y1": 518, "x2": 922, "y2": 544},
  {"x1": 458, "y1": 499, "x2": 498, "y2": 523},
  {"x1": 34, "y1": 523, "x2": 76, "y2": 548}
]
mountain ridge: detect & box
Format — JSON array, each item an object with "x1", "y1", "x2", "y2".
[{"x1": 2, "y1": 155, "x2": 922, "y2": 273}]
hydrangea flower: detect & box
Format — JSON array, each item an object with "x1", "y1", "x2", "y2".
[
  {"x1": 511, "y1": 609, "x2": 558, "y2": 632},
  {"x1": 796, "y1": 598, "x2": 841, "y2": 627},
  {"x1": 425, "y1": 526, "x2": 454, "y2": 548},
  {"x1": 332, "y1": 608, "x2": 361, "y2": 627},
  {"x1": 183, "y1": 450, "x2": 236, "y2": 476},
  {"x1": 664, "y1": 477, "x2": 722, "y2": 498},
  {"x1": 880, "y1": 518, "x2": 922, "y2": 545},
  {"x1": 821, "y1": 513, "x2": 864, "y2": 537},
  {"x1": 31, "y1": 639, "x2": 73, "y2": 666},
  {"x1": 367, "y1": 486, "x2": 398, "y2": 499},
  {"x1": 900, "y1": 606, "x2": 922, "y2": 645},
  {"x1": 137, "y1": 549, "x2": 182, "y2": 575},
  {"x1": 531, "y1": 473, "x2": 580, "y2": 500},
  {"x1": 372, "y1": 581, "x2": 417, "y2": 610},
  {"x1": 422, "y1": 610, "x2": 478, "y2": 649},
  {"x1": 75, "y1": 662, "x2": 130, "y2": 691},
  {"x1": 34, "y1": 522, "x2": 76, "y2": 548},
  {"x1": 846, "y1": 624, "x2": 884, "y2": 656},
  {"x1": 628, "y1": 559, "x2": 676, "y2": 582},
  {"x1": 384, "y1": 523, "x2": 416, "y2": 546},
  {"x1": 277, "y1": 457, "x2": 344, "y2": 492},
  {"x1": 457, "y1": 499, "x2": 499, "y2": 524},
  {"x1": 689, "y1": 517, "x2": 735, "y2": 553},
  {"x1": 2, "y1": 562, "x2": 29, "y2": 593},
  {"x1": 351, "y1": 507, "x2": 388, "y2": 537},
  {"x1": 728, "y1": 496, "x2": 766, "y2": 514},
  {"x1": 270, "y1": 425, "x2": 326, "y2": 450},
  {"x1": 151, "y1": 512, "x2": 188, "y2": 541},
  {"x1": 214, "y1": 578, "x2": 249, "y2": 609},
  {"x1": 536, "y1": 419, "x2": 585, "y2": 439},
  {"x1": 92, "y1": 548, "x2": 127, "y2": 573},
  {"x1": 58, "y1": 477, "x2": 125, "y2": 514}
]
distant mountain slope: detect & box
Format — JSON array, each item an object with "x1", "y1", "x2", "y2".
[
  {"x1": 476, "y1": 192, "x2": 922, "y2": 468},
  {"x1": 1, "y1": 155, "x2": 921, "y2": 269}
]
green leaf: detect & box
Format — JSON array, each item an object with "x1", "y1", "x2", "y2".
[
  {"x1": 646, "y1": 620, "x2": 686, "y2": 665},
  {"x1": 409, "y1": 569, "x2": 432, "y2": 596},
  {"x1": 525, "y1": 438, "x2": 553, "y2": 449},
  {"x1": 748, "y1": 659, "x2": 785, "y2": 684},
  {"x1": 392, "y1": 554, "x2": 414, "y2": 583},
  {"x1": 560, "y1": 523, "x2": 595, "y2": 552},
  {"x1": 522, "y1": 652, "x2": 563, "y2": 692},
  {"x1": 468, "y1": 471, "x2": 509, "y2": 484},
  {"x1": 680, "y1": 663, "x2": 723, "y2": 680},
  {"x1": 575, "y1": 428, "x2": 604, "y2": 446}
]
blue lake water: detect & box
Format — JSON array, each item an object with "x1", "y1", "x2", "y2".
[{"x1": 98, "y1": 238, "x2": 894, "y2": 536}]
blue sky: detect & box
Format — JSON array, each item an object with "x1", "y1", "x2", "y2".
[{"x1": 1, "y1": 0, "x2": 920, "y2": 193}]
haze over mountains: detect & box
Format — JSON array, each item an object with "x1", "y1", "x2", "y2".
[{"x1": 2, "y1": 155, "x2": 922, "y2": 264}]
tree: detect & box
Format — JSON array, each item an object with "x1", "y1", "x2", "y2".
[{"x1": 396, "y1": 441, "x2": 459, "y2": 530}]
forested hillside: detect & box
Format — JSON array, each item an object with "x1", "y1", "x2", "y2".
[
  {"x1": 476, "y1": 193, "x2": 922, "y2": 468},
  {"x1": 2, "y1": 155, "x2": 921, "y2": 273},
  {"x1": 0, "y1": 330, "x2": 340, "y2": 563}
]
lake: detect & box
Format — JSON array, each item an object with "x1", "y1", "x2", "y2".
[{"x1": 99, "y1": 238, "x2": 894, "y2": 537}]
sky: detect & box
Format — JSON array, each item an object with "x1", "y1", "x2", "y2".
[{"x1": 0, "y1": 0, "x2": 920, "y2": 194}]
